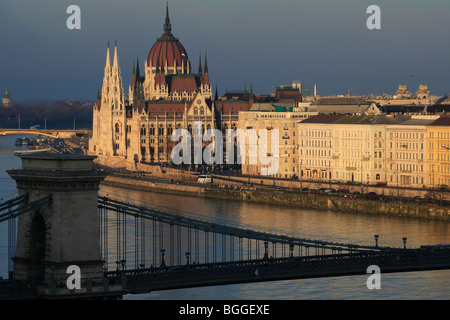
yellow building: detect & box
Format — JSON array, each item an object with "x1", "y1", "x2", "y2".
[
  {"x1": 331, "y1": 116, "x2": 389, "y2": 185},
  {"x1": 298, "y1": 115, "x2": 339, "y2": 182},
  {"x1": 427, "y1": 117, "x2": 450, "y2": 188},
  {"x1": 238, "y1": 110, "x2": 317, "y2": 178},
  {"x1": 298, "y1": 115, "x2": 406, "y2": 185},
  {"x1": 385, "y1": 117, "x2": 437, "y2": 188}
]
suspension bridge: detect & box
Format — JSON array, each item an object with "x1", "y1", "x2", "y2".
[{"x1": 1, "y1": 153, "x2": 450, "y2": 299}]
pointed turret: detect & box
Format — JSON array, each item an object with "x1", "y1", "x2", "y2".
[
  {"x1": 164, "y1": 2, "x2": 172, "y2": 35},
  {"x1": 136, "y1": 57, "x2": 141, "y2": 83},
  {"x1": 203, "y1": 51, "x2": 209, "y2": 85},
  {"x1": 113, "y1": 41, "x2": 119, "y2": 69},
  {"x1": 102, "y1": 43, "x2": 112, "y2": 101},
  {"x1": 198, "y1": 52, "x2": 203, "y2": 76},
  {"x1": 204, "y1": 51, "x2": 209, "y2": 73},
  {"x1": 131, "y1": 58, "x2": 136, "y2": 88},
  {"x1": 105, "y1": 42, "x2": 111, "y2": 69}
]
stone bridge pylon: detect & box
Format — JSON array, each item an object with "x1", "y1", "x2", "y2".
[{"x1": 6, "y1": 153, "x2": 122, "y2": 298}]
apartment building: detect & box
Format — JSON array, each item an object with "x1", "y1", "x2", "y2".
[
  {"x1": 238, "y1": 110, "x2": 317, "y2": 177},
  {"x1": 427, "y1": 117, "x2": 450, "y2": 188}
]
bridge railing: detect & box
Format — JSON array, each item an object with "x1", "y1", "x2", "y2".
[
  {"x1": 98, "y1": 196, "x2": 392, "y2": 274},
  {"x1": 104, "y1": 248, "x2": 450, "y2": 293}
]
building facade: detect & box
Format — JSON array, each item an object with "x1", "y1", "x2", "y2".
[
  {"x1": 385, "y1": 118, "x2": 435, "y2": 188},
  {"x1": 2, "y1": 90, "x2": 11, "y2": 107},
  {"x1": 89, "y1": 5, "x2": 253, "y2": 165},
  {"x1": 427, "y1": 117, "x2": 450, "y2": 188},
  {"x1": 299, "y1": 115, "x2": 393, "y2": 185},
  {"x1": 239, "y1": 110, "x2": 317, "y2": 178}
]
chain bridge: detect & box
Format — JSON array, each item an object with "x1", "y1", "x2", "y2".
[{"x1": 1, "y1": 153, "x2": 450, "y2": 299}]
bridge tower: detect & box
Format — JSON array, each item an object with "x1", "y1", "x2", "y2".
[{"x1": 7, "y1": 153, "x2": 107, "y2": 289}]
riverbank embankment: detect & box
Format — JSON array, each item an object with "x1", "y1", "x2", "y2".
[{"x1": 101, "y1": 175, "x2": 450, "y2": 222}]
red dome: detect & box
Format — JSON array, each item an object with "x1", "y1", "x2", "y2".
[
  {"x1": 147, "y1": 5, "x2": 189, "y2": 68},
  {"x1": 147, "y1": 33, "x2": 189, "y2": 68}
]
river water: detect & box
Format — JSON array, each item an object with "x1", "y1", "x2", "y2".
[{"x1": 1, "y1": 134, "x2": 450, "y2": 300}]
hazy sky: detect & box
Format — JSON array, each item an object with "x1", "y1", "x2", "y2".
[{"x1": 1, "y1": 0, "x2": 450, "y2": 102}]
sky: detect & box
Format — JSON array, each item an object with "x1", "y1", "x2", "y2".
[{"x1": 1, "y1": 0, "x2": 450, "y2": 102}]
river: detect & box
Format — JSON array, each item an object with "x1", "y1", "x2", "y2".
[{"x1": 1, "y1": 134, "x2": 450, "y2": 299}]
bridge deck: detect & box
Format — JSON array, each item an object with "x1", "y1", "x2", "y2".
[{"x1": 107, "y1": 250, "x2": 450, "y2": 294}]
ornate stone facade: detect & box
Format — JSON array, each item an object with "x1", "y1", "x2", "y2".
[{"x1": 89, "y1": 5, "x2": 253, "y2": 165}]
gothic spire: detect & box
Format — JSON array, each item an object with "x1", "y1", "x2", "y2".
[
  {"x1": 136, "y1": 57, "x2": 140, "y2": 75},
  {"x1": 204, "y1": 51, "x2": 208, "y2": 74},
  {"x1": 113, "y1": 41, "x2": 119, "y2": 68},
  {"x1": 136, "y1": 57, "x2": 141, "y2": 81},
  {"x1": 105, "y1": 42, "x2": 111, "y2": 69},
  {"x1": 164, "y1": 2, "x2": 172, "y2": 35},
  {"x1": 198, "y1": 51, "x2": 203, "y2": 76}
]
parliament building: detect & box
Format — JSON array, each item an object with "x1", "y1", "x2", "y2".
[{"x1": 89, "y1": 5, "x2": 254, "y2": 164}]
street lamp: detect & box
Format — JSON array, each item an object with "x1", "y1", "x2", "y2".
[
  {"x1": 160, "y1": 249, "x2": 166, "y2": 268},
  {"x1": 402, "y1": 237, "x2": 407, "y2": 249},
  {"x1": 374, "y1": 235, "x2": 379, "y2": 247},
  {"x1": 263, "y1": 241, "x2": 269, "y2": 259},
  {"x1": 185, "y1": 252, "x2": 191, "y2": 265}
]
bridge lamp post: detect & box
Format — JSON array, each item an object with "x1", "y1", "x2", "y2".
[
  {"x1": 185, "y1": 252, "x2": 191, "y2": 265},
  {"x1": 263, "y1": 241, "x2": 269, "y2": 259},
  {"x1": 402, "y1": 237, "x2": 407, "y2": 249},
  {"x1": 374, "y1": 235, "x2": 379, "y2": 247},
  {"x1": 160, "y1": 249, "x2": 166, "y2": 268}
]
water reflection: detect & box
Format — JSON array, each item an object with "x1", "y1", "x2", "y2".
[
  {"x1": 100, "y1": 185, "x2": 450, "y2": 300},
  {"x1": 0, "y1": 133, "x2": 449, "y2": 299}
]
